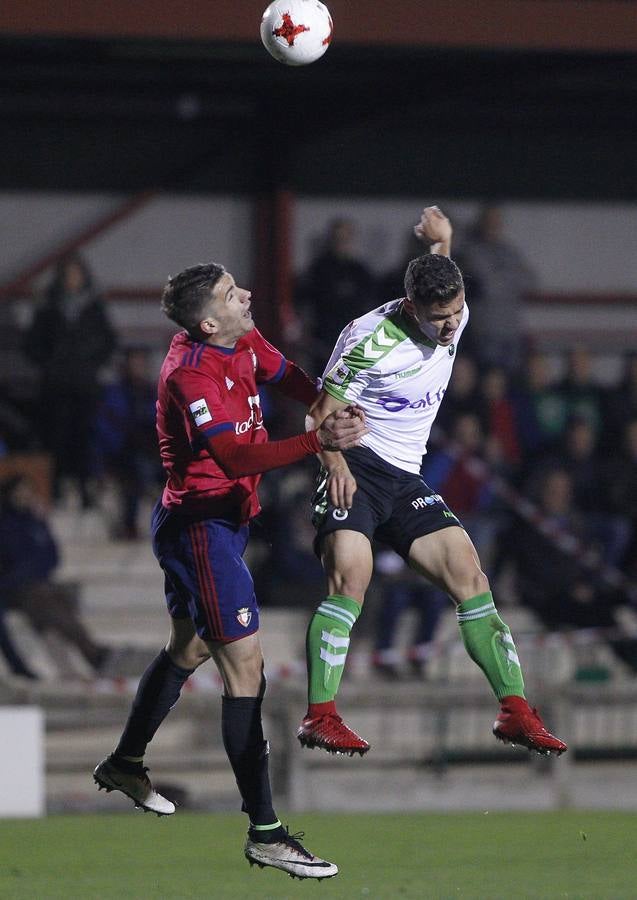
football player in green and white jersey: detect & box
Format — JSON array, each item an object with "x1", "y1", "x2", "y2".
[{"x1": 297, "y1": 206, "x2": 567, "y2": 759}]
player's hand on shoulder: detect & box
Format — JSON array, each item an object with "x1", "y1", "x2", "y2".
[
  {"x1": 414, "y1": 205, "x2": 452, "y2": 247},
  {"x1": 317, "y1": 405, "x2": 367, "y2": 451},
  {"x1": 326, "y1": 460, "x2": 358, "y2": 509}
]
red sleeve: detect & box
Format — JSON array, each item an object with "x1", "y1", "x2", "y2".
[
  {"x1": 246, "y1": 329, "x2": 287, "y2": 384},
  {"x1": 245, "y1": 330, "x2": 318, "y2": 404},
  {"x1": 272, "y1": 360, "x2": 320, "y2": 406},
  {"x1": 207, "y1": 429, "x2": 321, "y2": 478}
]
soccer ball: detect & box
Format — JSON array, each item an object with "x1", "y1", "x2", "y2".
[{"x1": 260, "y1": 0, "x2": 333, "y2": 66}]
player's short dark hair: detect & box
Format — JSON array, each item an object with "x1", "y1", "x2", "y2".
[
  {"x1": 404, "y1": 254, "x2": 464, "y2": 307},
  {"x1": 160, "y1": 263, "x2": 226, "y2": 331}
]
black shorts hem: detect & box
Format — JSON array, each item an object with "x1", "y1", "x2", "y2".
[{"x1": 397, "y1": 519, "x2": 464, "y2": 561}]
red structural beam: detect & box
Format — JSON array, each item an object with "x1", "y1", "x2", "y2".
[
  {"x1": 2, "y1": 1, "x2": 637, "y2": 52},
  {"x1": 0, "y1": 190, "x2": 156, "y2": 300},
  {"x1": 253, "y1": 189, "x2": 295, "y2": 341}
]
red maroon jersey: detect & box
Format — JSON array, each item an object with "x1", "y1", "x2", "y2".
[{"x1": 157, "y1": 328, "x2": 287, "y2": 522}]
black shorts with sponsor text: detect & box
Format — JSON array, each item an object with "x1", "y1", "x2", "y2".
[{"x1": 311, "y1": 445, "x2": 462, "y2": 560}]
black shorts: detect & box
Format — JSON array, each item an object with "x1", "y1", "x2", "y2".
[{"x1": 311, "y1": 445, "x2": 462, "y2": 560}]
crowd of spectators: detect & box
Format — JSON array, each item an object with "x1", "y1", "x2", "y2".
[
  {"x1": 0, "y1": 215, "x2": 635, "y2": 681},
  {"x1": 0, "y1": 254, "x2": 163, "y2": 540}
]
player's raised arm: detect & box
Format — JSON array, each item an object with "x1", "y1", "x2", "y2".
[{"x1": 413, "y1": 205, "x2": 452, "y2": 257}]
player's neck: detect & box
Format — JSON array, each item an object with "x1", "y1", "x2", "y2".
[
  {"x1": 189, "y1": 329, "x2": 239, "y2": 350},
  {"x1": 206, "y1": 337, "x2": 238, "y2": 350}
]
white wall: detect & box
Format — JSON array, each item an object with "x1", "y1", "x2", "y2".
[
  {"x1": 2, "y1": 192, "x2": 635, "y2": 363},
  {"x1": 90, "y1": 196, "x2": 254, "y2": 287},
  {"x1": 2, "y1": 191, "x2": 636, "y2": 293},
  {"x1": 0, "y1": 192, "x2": 254, "y2": 290},
  {"x1": 0, "y1": 707, "x2": 44, "y2": 817},
  {"x1": 0, "y1": 192, "x2": 116, "y2": 280},
  {"x1": 2, "y1": 192, "x2": 636, "y2": 294},
  {"x1": 293, "y1": 196, "x2": 637, "y2": 292}
]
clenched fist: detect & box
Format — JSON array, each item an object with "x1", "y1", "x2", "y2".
[{"x1": 414, "y1": 205, "x2": 452, "y2": 248}]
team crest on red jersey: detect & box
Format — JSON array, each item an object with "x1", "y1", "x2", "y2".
[{"x1": 236, "y1": 607, "x2": 252, "y2": 627}]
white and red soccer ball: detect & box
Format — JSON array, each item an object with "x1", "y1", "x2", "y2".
[{"x1": 260, "y1": 0, "x2": 333, "y2": 66}]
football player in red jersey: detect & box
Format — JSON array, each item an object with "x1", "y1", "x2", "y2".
[{"x1": 95, "y1": 262, "x2": 365, "y2": 880}]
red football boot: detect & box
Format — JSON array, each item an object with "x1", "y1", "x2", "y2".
[
  {"x1": 297, "y1": 712, "x2": 370, "y2": 756},
  {"x1": 493, "y1": 695, "x2": 567, "y2": 756}
]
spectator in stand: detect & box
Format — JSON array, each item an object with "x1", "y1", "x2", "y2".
[
  {"x1": 557, "y1": 346, "x2": 603, "y2": 437},
  {"x1": 92, "y1": 347, "x2": 162, "y2": 539},
  {"x1": 455, "y1": 205, "x2": 537, "y2": 371},
  {"x1": 23, "y1": 254, "x2": 118, "y2": 507},
  {"x1": 376, "y1": 230, "x2": 427, "y2": 303},
  {"x1": 421, "y1": 412, "x2": 499, "y2": 567},
  {"x1": 0, "y1": 482, "x2": 37, "y2": 676},
  {"x1": 605, "y1": 418, "x2": 637, "y2": 577},
  {"x1": 0, "y1": 610, "x2": 36, "y2": 679},
  {"x1": 0, "y1": 474, "x2": 111, "y2": 677},
  {"x1": 478, "y1": 366, "x2": 522, "y2": 471},
  {"x1": 505, "y1": 468, "x2": 637, "y2": 672},
  {"x1": 549, "y1": 417, "x2": 601, "y2": 509},
  {"x1": 603, "y1": 352, "x2": 637, "y2": 453},
  {"x1": 296, "y1": 218, "x2": 376, "y2": 370},
  {"x1": 371, "y1": 548, "x2": 447, "y2": 679},
  {"x1": 251, "y1": 467, "x2": 325, "y2": 610},
  {"x1": 511, "y1": 350, "x2": 567, "y2": 462},
  {"x1": 435, "y1": 354, "x2": 480, "y2": 435},
  {"x1": 541, "y1": 416, "x2": 631, "y2": 568},
  {"x1": 0, "y1": 397, "x2": 38, "y2": 455}
]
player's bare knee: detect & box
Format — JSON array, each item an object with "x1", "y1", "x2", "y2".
[
  {"x1": 166, "y1": 630, "x2": 211, "y2": 669},
  {"x1": 224, "y1": 662, "x2": 263, "y2": 698},
  {"x1": 327, "y1": 576, "x2": 365, "y2": 603},
  {"x1": 169, "y1": 646, "x2": 210, "y2": 670},
  {"x1": 326, "y1": 565, "x2": 367, "y2": 603},
  {"x1": 468, "y1": 568, "x2": 489, "y2": 597},
  {"x1": 449, "y1": 569, "x2": 489, "y2": 605}
]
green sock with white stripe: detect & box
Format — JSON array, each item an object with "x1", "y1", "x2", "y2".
[
  {"x1": 306, "y1": 594, "x2": 361, "y2": 704},
  {"x1": 456, "y1": 591, "x2": 525, "y2": 701}
]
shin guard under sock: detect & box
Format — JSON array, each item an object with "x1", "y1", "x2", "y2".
[
  {"x1": 456, "y1": 591, "x2": 525, "y2": 701},
  {"x1": 306, "y1": 594, "x2": 361, "y2": 704},
  {"x1": 222, "y1": 695, "x2": 278, "y2": 828},
  {"x1": 115, "y1": 648, "x2": 193, "y2": 760}
]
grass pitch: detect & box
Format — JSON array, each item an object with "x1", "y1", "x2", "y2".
[{"x1": 0, "y1": 810, "x2": 635, "y2": 899}]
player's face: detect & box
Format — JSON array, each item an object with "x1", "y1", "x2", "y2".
[
  {"x1": 204, "y1": 272, "x2": 254, "y2": 346},
  {"x1": 410, "y1": 290, "x2": 465, "y2": 346}
]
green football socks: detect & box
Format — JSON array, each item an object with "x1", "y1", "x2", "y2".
[
  {"x1": 456, "y1": 591, "x2": 525, "y2": 701},
  {"x1": 306, "y1": 594, "x2": 361, "y2": 704}
]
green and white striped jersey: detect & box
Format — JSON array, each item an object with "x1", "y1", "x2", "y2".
[{"x1": 321, "y1": 298, "x2": 469, "y2": 474}]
